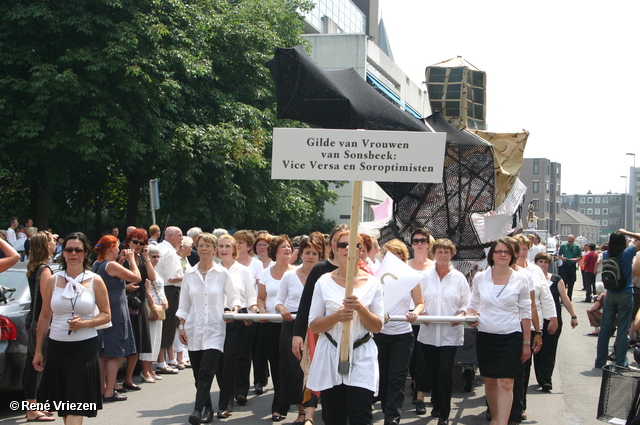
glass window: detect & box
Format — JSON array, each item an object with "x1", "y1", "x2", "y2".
[
  {"x1": 580, "y1": 197, "x2": 586, "y2": 203},
  {"x1": 595, "y1": 197, "x2": 601, "y2": 203},
  {"x1": 532, "y1": 181, "x2": 539, "y2": 193},
  {"x1": 532, "y1": 199, "x2": 539, "y2": 211},
  {"x1": 595, "y1": 220, "x2": 601, "y2": 225},
  {"x1": 603, "y1": 208, "x2": 608, "y2": 215},
  {"x1": 533, "y1": 159, "x2": 539, "y2": 174},
  {"x1": 562, "y1": 225, "x2": 572, "y2": 235},
  {"x1": 595, "y1": 208, "x2": 601, "y2": 215},
  {"x1": 603, "y1": 220, "x2": 609, "y2": 226},
  {"x1": 603, "y1": 197, "x2": 608, "y2": 203},
  {"x1": 587, "y1": 208, "x2": 593, "y2": 215},
  {"x1": 546, "y1": 182, "x2": 550, "y2": 193},
  {"x1": 580, "y1": 208, "x2": 586, "y2": 214},
  {"x1": 587, "y1": 197, "x2": 593, "y2": 203}
]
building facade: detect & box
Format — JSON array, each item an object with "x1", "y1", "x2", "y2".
[
  {"x1": 559, "y1": 209, "x2": 600, "y2": 243},
  {"x1": 628, "y1": 166, "x2": 640, "y2": 232},
  {"x1": 561, "y1": 192, "x2": 631, "y2": 242},
  {"x1": 518, "y1": 158, "x2": 562, "y2": 235}
]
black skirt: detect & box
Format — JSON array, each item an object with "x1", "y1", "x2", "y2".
[
  {"x1": 476, "y1": 331, "x2": 522, "y2": 379},
  {"x1": 38, "y1": 337, "x2": 102, "y2": 417}
]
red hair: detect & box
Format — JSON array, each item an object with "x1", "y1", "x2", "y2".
[
  {"x1": 94, "y1": 235, "x2": 118, "y2": 261},
  {"x1": 125, "y1": 228, "x2": 149, "y2": 245}
]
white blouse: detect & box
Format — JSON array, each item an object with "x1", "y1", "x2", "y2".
[
  {"x1": 523, "y1": 264, "x2": 557, "y2": 330},
  {"x1": 258, "y1": 267, "x2": 282, "y2": 314},
  {"x1": 307, "y1": 273, "x2": 385, "y2": 395},
  {"x1": 468, "y1": 267, "x2": 531, "y2": 334},
  {"x1": 226, "y1": 262, "x2": 257, "y2": 310},
  {"x1": 417, "y1": 266, "x2": 470, "y2": 347},
  {"x1": 276, "y1": 268, "x2": 304, "y2": 312},
  {"x1": 176, "y1": 263, "x2": 240, "y2": 351}
]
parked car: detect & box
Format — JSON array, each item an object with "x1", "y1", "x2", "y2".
[{"x1": 0, "y1": 263, "x2": 32, "y2": 392}]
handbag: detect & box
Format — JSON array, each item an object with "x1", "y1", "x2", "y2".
[
  {"x1": 27, "y1": 265, "x2": 49, "y2": 357},
  {"x1": 146, "y1": 280, "x2": 166, "y2": 321}
]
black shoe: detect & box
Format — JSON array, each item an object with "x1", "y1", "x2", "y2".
[
  {"x1": 201, "y1": 405, "x2": 213, "y2": 424},
  {"x1": 102, "y1": 390, "x2": 127, "y2": 402},
  {"x1": 485, "y1": 408, "x2": 492, "y2": 421},
  {"x1": 255, "y1": 383, "x2": 264, "y2": 395},
  {"x1": 431, "y1": 409, "x2": 441, "y2": 418},
  {"x1": 542, "y1": 383, "x2": 552, "y2": 392},
  {"x1": 385, "y1": 421, "x2": 400, "y2": 425},
  {"x1": 189, "y1": 410, "x2": 202, "y2": 425},
  {"x1": 415, "y1": 400, "x2": 426, "y2": 415},
  {"x1": 438, "y1": 420, "x2": 449, "y2": 425},
  {"x1": 236, "y1": 394, "x2": 247, "y2": 405}
]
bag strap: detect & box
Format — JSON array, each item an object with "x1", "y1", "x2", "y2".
[
  {"x1": 150, "y1": 280, "x2": 164, "y2": 303},
  {"x1": 32, "y1": 264, "x2": 47, "y2": 323}
]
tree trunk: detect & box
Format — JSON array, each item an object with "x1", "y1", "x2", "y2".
[{"x1": 125, "y1": 171, "x2": 142, "y2": 226}]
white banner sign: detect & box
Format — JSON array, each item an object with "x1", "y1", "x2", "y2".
[
  {"x1": 375, "y1": 251, "x2": 424, "y2": 312},
  {"x1": 271, "y1": 128, "x2": 446, "y2": 183}
]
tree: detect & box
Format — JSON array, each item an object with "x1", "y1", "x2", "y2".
[{"x1": 0, "y1": 0, "x2": 337, "y2": 237}]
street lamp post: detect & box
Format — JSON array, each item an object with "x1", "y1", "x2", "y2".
[
  {"x1": 627, "y1": 152, "x2": 636, "y2": 169},
  {"x1": 621, "y1": 175, "x2": 628, "y2": 193}
]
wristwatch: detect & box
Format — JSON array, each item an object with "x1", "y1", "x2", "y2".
[
  {"x1": 535, "y1": 331, "x2": 542, "y2": 335},
  {"x1": 178, "y1": 325, "x2": 185, "y2": 330}
]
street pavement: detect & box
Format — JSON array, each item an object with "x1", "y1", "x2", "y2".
[{"x1": 1, "y1": 278, "x2": 633, "y2": 424}]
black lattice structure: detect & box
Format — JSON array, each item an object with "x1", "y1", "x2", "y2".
[{"x1": 267, "y1": 46, "x2": 495, "y2": 260}]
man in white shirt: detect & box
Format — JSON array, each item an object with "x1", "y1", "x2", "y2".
[
  {"x1": 6, "y1": 217, "x2": 17, "y2": 245},
  {"x1": 156, "y1": 226, "x2": 184, "y2": 374}
]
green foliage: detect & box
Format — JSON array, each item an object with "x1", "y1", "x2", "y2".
[{"x1": 0, "y1": 0, "x2": 336, "y2": 239}]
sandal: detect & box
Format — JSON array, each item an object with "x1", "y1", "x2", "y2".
[
  {"x1": 26, "y1": 414, "x2": 55, "y2": 422},
  {"x1": 123, "y1": 382, "x2": 142, "y2": 391},
  {"x1": 271, "y1": 414, "x2": 286, "y2": 422}
]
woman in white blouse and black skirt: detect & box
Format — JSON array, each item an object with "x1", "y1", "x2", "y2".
[
  {"x1": 177, "y1": 233, "x2": 241, "y2": 425},
  {"x1": 466, "y1": 238, "x2": 531, "y2": 425}
]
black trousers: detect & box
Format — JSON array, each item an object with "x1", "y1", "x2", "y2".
[
  {"x1": 534, "y1": 319, "x2": 562, "y2": 388},
  {"x1": 410, "y1": 325, "x2": 429, "y2": 393},
  {"x1": 188, "y1": 349, "x2": 221, "y2": 412},
  {"x1": 262, "y1": 322, "x2": 289, "y2": 415},
  {"x1": 237, "y1": 320, "x2": 256, "y2": 397},
  {"x1": 252, "y1": 323, "x2": 269, "y2": 386},
  {"x1": 422, "y1": 343, "x2": 457, "y2": 421},
  {"x1": 216, "y1": 320, "x2": 253, "y2": 410},
  {"x1": 161, "y1": 286, "x2": 180, "y2": 349},
  {"x1": 374, "y1": 332, "x2": 414, "y2": 424},
  {"x1": 559, "y1": 263, "x2": 577, "y2": 301},
  {"x1": 321, "y1": 384, "x2": 374, "y2": 425},
  {"x1": 509, "y1": 339, "x2": 528, "y2": 423},
  {"x1": 585, "y1": 272, "x2": 596, "y2": 302}
]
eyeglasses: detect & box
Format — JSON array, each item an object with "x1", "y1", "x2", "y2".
[
  {"x1": 493, "y1": 250, "x2": 511, "y2": 256},
  {"x1": 64, "y1": 248, "x2": 85, "y2": 254},
  {"x1": 412, "y1": 238, "x2": 429, "y2": 245},
  {"x1": 131, "y1": 240, "x2": 147, "y2": 246},
  {"x1": 256, "y1": 244, "x2": 269, "y2": 248},
  {"x1": 150, "y1": 255, "x2": 161, "y2": 259},
  {"x1": 336, "y1": 242, "x2": 362, "y2": 249}
]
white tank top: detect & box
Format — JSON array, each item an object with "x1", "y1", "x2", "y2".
[{"x1": 49, "y1": 271, "x2": 98, "y2": 342}]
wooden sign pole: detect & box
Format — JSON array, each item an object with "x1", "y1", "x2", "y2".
[{"x1": 338, "y1": 180, "x2": 362, "y2": 374}]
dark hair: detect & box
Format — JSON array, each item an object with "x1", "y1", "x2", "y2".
[
  {"x1": 608, "y1": 232, "x2": 627, "y2": 257},
  {"x1": 27, "y1": 231, "x2": 52, "y2": 277},
  {"x1": 268, "y1": 235, "x2": 292, "y2": 261},
  {"x1": 328, "y1": 224, "x2": 349, "y2": 260},
  {"x1": 253, "y1": 233, "x2": 272, "y2": 254},
  {"x1": 487, "y1": 238, "x2": 517, "y2": 267},
  {"x1": 589, "y1": 243, "x2": 596, "y2": 251},
  {"x1": 60, "y1": 232, "x2": 92, "y2": 271},
  {"x1": 125, "y1": 228, "x2": 149, "y2": 246},
  {"x1": 299, "y1": 236, "x2": 324, "y2": 258},
  {"x1": 411, "y1": 228, "x2": 431, "y2": 243},
  {"x1": 535, "y1": 252, "x2": 552, "y2": 263},
  {"x1": 309, "y1": 231, "x2": 327, "y2": 259}
]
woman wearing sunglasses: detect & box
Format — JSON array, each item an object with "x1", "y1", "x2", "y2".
[
  {"x1": 33, "y1": 232, "x2": 111, "y2": 423},
  {"x1": 466, "y1": 238, "x2": 531, "y2": 425},
  {"x1": 122, "y1": 228, "x2": 156, "y2": 391},
  {"x1": 92, "y1": 235, "x2": 141, "y2": 401},
  {"x1": 307, "y1": 230, "x2": 384, "y2": 425}
]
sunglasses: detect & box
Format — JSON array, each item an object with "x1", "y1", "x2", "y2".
[
  {"x1": 131, "y1": 240, "x2": 147, "y2": 246},
  {"x1": 64, "y1": 248, "x2": 85, "y2": 253},
  {"x1": 412, "y1": 238, "x2": 429, "y2": 245},
  {"x1": 336, "y1": 242, "x2": 362, "y2": 249},
  {"x1": 150, "y1": 255, "x2": 161, "y2": 259}
]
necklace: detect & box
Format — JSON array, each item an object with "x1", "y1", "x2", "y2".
[
  {"x1": 436, "y1": 267, "x2": 448, "y2": 277},
  {"x1": 68, "y1": 271, "x2": 85, "y2": 335}
]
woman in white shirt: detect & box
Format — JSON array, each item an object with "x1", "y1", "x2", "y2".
[
  {"x1": 215, "y1": 234, "x2": 258, "y2": 418},
  {"x1": 275, "y1": 236, "x2": 323, "y2": 425},
  {"x1": 375, "y1": 239, "x2": 424, "y2": 425},
  {"x1": 467, "y1": 239, "x2": 531, "y2": 425},
  {"x1": 257, "y1": 235, "x2": 296, "y2": 422},
  {"x1": 307, "y1": 231, "x2": 384, "y2": 425},
  {"x1": 177, "y1": 233, "x2": 240, "y2": 425},
  {"x1": 417, "y1": 239, "x2": 469, "y2": 425}
]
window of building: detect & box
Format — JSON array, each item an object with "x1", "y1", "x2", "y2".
[
  {"x1": 595, "y1": 208, "x2": 601, "y2": 215},
  {"x1": 580, "y1": 197, "x2": 586, "y2": 203},
  {"x1": 595, "y1": 220, "x2": 601, "y2": 225},
  {"x1": 587, "y1": 208, "x2": 593, "y2": 215},
  {"x1": 595, "y1": 197, "x2": 601, "y2": 203},
  {"x1": 580, "y1": 208, "x2": 586, "y2": 214},
  {"x1": 547, "y1": 163, "x2": 550, "y2": 176},
  {"x1": 603, "y1": 220, "x2": 609, "y2": 226},
  {"x1": 562, "y1": 225, "x2": 571, "y2": 235},
  {"x1": 532, "y1": 199, "x2": 539, "y2": 211},
  {"x1": 362, "y1": 200, "x2": 376, "y2": 222},
  {"x1": 532, "y1": 181, "x2": 539, "y2": 193},
  {"x1": 603, "y1": 208, "x2": 608, "y2": 215},
  {"x1": 613, "y1": 207, "x2": 621, "y2": 214},
  {"x1": 533, "y1": 159, "x2": 539, "y2": 174},
  {"x1": 557, "y1": 203, "x2": 560, "y2": 213},
  {"x1": 546, "y1": 182, "x2": 550, "y2": 193},
  {"x1": 603, "y1": 197, "x2": 608, "y2": 203},
  {"x1": 587, "y1": 197, "x2": 593, "y2": 203},
  {"x1": 546, "y1": 200, "x2": 550, "y2": 212},
  {"x1": 612, "y1": 219, "x2": 620, "y2": 226}
]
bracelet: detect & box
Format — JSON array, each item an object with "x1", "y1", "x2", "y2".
[
  {"x1": 144, "y1": 259, "x2": 151, "y2": 263},
  {"x1": 178, "y1": 325, "x2": 184, "y2": 330},
  {"x1": 535, "y1": 331, "x2": 542, "y2": 335},
  {"x1": 523, "y1": 341, "x2": 531, "y2": 346},
  {"x1": 571, "y1": 316, "x2": 577, "y2": 319}
]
